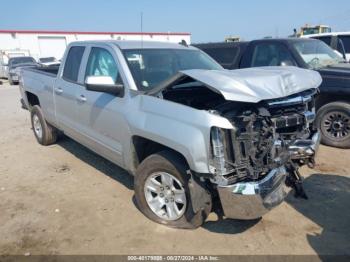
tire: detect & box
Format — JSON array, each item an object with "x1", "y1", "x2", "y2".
[
  {"x1": 316, "y1": 102, "x2": 350, "y2": 148},
  {"x1": 134, "y1": 150, "x2": 212, "y2": 229},
  {"x1": 30, "y1": 105, "x2": 57, "y2": 145},
  {"x1": 8, "y1": 77, "x2": 14, "y2": 85}
]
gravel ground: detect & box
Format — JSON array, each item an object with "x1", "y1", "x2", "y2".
[{"x1": 0, "y1": 82, "x2": 349, "y2": 256}]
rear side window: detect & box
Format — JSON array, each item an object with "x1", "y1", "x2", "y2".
[
  {"x1": 203, "y1": 47, "x2": 239, "y2": 66},
  {"x1": 339, "y1": 35, "x2": 350, "y2": 53},
  {"x1": 313, "y1": 36, "x2": 332, "y2": 46},
  {"x1": 63, "y1": 46, "x2": 85, "y2": 82}
]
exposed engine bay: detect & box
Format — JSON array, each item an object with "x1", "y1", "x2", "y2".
[
  {"x1": 159, "y1": 78, "x2": 319, "y2": 199},
  {"x1": 208, "y1": 89, "x2": 317, "y2": 182}
]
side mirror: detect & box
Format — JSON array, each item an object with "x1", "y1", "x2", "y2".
[
  {"x1": 280, "y1": 60, "x2": 294, "y2": 66},
  {"x1": 85, "y1": 76, "x2": 124, "y2": 96}
]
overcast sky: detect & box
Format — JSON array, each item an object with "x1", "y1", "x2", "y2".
[{"x1": 1, "y1": 0, "x2": 350, "y2": 42}]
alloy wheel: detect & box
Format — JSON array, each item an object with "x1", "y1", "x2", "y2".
[
  {"x1": 321, "y1": 111, "x2": 350, "y2": 140},
  {"x1": 144, "y1": 172, "x2": 187, "y2": 221},
  {"x1": 33, "y1": 114, "x2": 43, "y2": 139}
]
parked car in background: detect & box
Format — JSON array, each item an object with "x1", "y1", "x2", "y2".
[
  {"x1": 38, "y1": 57, "x2": 60, "y2": 67},
  {"x1": 8, "y1": 56, "x2": 37, "y2": 85},
  {"x1": 301, "y1": 32, "x2": 350, "y2": 61},
  {"x1": 195, "y1": 38, "x2": 350, "y2": 148},
  {"x1": 0, "y1": 49, "x2": 31, "y2": 79},
  {"x1": 19, "y1": 40, "x2": 321, "y2": 228}
]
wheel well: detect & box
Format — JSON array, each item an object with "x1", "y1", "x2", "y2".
[
  {"x1": 316, "y1": 94, "x2": 350, "y2": 111},
  {"x1": 26, "y1": 92, "x2": 40, "y2": 107},
  {"x1": 132, "y1": 136, "x2": 188, "y2": 168}
]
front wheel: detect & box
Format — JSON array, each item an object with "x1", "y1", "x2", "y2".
[
  {"x1": 316, "y1": 102, "x2": 350, "y2": 148},
  {"x1": 134, "y1": 150, "x2": 212, "y2": 229}
]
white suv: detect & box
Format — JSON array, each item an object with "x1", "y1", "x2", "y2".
[{"x1": 302, "y1": 32, "x2": 350, "y2": 61}]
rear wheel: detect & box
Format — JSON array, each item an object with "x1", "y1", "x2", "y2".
[
  {"x1": 30, "y1": 105, "x2": 57, "y2": 145},
  {"x1": 316, "y1": 102, "x2": 350, "y2": 148},
  {"x1": 134, "y1": 150, "x2": 212, "y2": 229}
]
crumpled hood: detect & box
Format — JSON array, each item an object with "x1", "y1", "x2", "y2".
[{"x1": 177, "y1": 67, "x2": 322, "y2": 103}]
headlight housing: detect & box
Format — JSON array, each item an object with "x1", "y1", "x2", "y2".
[{"x1": 209, "y1": 127, "x2": 233, "y2": 178}]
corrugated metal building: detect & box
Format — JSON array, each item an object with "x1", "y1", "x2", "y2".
[{"x1": 0, "y1": 30, "x2": 191, "y2": 60}]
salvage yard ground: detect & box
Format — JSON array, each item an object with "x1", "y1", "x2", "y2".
[{"x1": 0, "y1": 82, "x2": 349, "y2": 256}]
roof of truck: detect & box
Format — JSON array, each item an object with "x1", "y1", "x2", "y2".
[
  {"x1": 301, "y1": 32, "x2": 350, "y2": 38},
  {"x1": 193, "y1": 41, "x2": 250, "y2": 48},
  {"x1": 70, "y1": 40, "x2": 196, "y2": 50},
  {"x1": 251, "y1": 38, "x2": 319, "y2": 42},
  {"x1": 193, "y1": 38, "x2": 318, "y2": 48}
]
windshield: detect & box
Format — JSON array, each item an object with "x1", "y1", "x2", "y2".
[
  {"x1": 302, "y1": 28, "x2": 320, "y2": 35},
  {"x1": 9, "y1": 57, "x2": 36, "y2": 66},
  {"x1": 123, "y1": 49, "x2": 222, "y2": 91},
  {"x1": 293, "y1": 40, "x2": 344, "y2": 69}
]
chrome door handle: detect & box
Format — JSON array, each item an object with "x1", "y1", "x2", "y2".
[
  {"x1": 77, "y1": 95, "x2": 87, "y2": 103},
  {"x1": 54, "y1": 87, "x2": 63, "y2": 94}
]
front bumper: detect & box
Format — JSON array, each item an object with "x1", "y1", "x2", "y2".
[
  {"x1": 289, "y1": 131, "x2": 321, "y2": 160},
  {"x1": 217, "y1": 166, "x2": 287, "y2": 220},
  {"x1": 216, "y1": 131, "x2": 320, "y2": 220}
]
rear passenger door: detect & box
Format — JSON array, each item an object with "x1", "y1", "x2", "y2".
[{"x1": 54, "y1": 46, "x2": 85, "y2": 135}]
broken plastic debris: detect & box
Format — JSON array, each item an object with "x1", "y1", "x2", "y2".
[
  {"x1": 55, "y1": 209, "x2": 60, "y2": 213},
  {"x1": 24, "y1": 252, "x2": 31, "y2": 256}
]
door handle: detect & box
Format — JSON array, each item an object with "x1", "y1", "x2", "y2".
[
  {"x1": 54, "y1": 87, "x2": 63, "y2": 94},
  {"x1": 77, "y1": 95, "x2": 87, "y2": 103}
]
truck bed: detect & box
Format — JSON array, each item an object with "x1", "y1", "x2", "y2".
[
  {"x1": 20, "y1": 65, "x2": 60, "y2": 124},
  {"x1": 25, "y1": 65, "x2": 60, "y2": 76}
]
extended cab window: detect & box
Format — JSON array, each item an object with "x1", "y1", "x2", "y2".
[
  {"x1": 85, "y1": 47, "x2": 121, "y2": 84},
  {"x1": 251, "y1": 43, "x2": 295, "y2": 67},
  {"x1": 63, "y1": 46, "x2": 85, "y2": 82}
]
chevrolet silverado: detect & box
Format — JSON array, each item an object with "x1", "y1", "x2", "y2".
[{"x1": 20, "y1": 40, "x2": 321, "y2": 228}]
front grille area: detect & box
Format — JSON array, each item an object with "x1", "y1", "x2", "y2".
[
  {"x1": 210, "y1": 89, "x2": 317, "y2": 185},
  {"x1": 266, "y1": 89, "x2": 316, "y2": 115},
  {"x1": 266, "y1": 89, "x2": 317, "y2": 136},
  {"x1": 273, "y1": 114, "x2": 305, "y2": 129}
]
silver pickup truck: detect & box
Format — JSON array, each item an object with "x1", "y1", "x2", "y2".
[{"x1": 20, "y1": 40, "x2": 322, "y2": 228}]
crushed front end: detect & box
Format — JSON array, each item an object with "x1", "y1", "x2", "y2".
[{"x1": 208, "y1": 89, "x2": 320, "y2": 219}]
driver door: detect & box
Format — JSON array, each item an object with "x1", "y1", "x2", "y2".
[
  {"x1": 241, "y1": 42, "x2": 297, "y2": 68},
  {"x1": 75, "y1": 46, "x2": 127, "y2": 166}
]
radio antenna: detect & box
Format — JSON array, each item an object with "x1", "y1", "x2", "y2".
[{"x1": 141, "y1": 12, "x2": 144, "y2": 49}]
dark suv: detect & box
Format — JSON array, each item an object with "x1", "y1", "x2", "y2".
[{"x1": 195, "y1": 38, "x2": 350, "y2": 148}]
